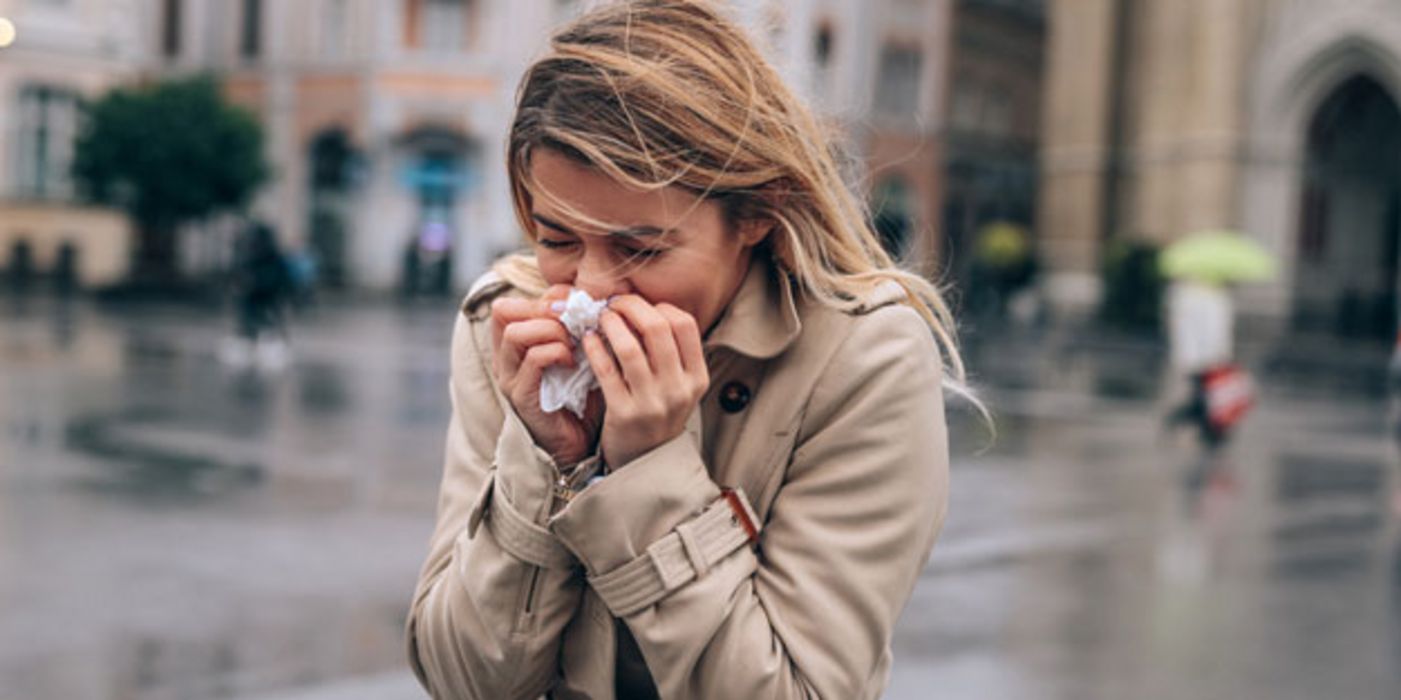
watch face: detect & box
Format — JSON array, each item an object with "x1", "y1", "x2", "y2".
[
  {"x1": 553, "y1": 459, "x2": 604, "y2": 507},
  {"x1": 554, "y1": 477, "x2": 577, "y2": 505}
]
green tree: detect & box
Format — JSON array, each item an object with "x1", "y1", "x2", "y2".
[{"x1": 72, "y1": 75, "x2": 269, "y2": 283}]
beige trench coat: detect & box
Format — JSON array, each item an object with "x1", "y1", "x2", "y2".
[{"x1": 407, "y1": 253, "x2": 950, "y2": 699}]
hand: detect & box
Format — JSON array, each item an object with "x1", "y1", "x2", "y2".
[
  {"x1": 490, "y1": 285, "x2": 604, "y2": 467},
  {"x1": 581, "y1": 295, "x2": 709, "y2": 469}
]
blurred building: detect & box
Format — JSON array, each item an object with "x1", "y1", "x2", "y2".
[
  {"x1": 1, "y1": 0, "x2": 959, "y2": 294},
  {"x1": 192, "y1": 0, "x2": 958, "y2": 291},
  {"x1": 1040, "y1": 0, "x2": 1401, "y2": 341},
  {"x1": 798, "y1": 0, "x2": 956, "y2": 277},
  {"x1": 0, "y1": 0, "x2": 149, "y2": 288},
  {"x1": 941, "y1": 0, "x2": 1044, "y2": 287},
  {"x1": 159, "y1": 0, "x2": 585, "y2": 294}
]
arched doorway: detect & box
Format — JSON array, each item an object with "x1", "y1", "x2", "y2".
[
  {"x1": 1294, "y1": 75, "x2": 1401, "y2": 340},
  {"x1": 307, "y1": 129, "x2": 361, "y2": 288},
  {"x1": 396, "y1": 127, "x2": 480, "y2": 297}
]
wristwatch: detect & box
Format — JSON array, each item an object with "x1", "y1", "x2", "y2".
[{"x1": 551, "y1": 455, "x2": 606, "y2": 510}]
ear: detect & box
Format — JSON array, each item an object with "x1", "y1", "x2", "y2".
[{"x1": 736, "y1": 217, "x2": 773, "y2": 248}]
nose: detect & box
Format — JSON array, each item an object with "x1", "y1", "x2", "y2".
[{"x1": 573, "y1": 253, "x2": 630, "y2": 300}]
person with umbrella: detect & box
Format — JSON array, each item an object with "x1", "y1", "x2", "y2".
[{"x1": 1161, "y1": 229, "x2": 1275, "y2": 448}]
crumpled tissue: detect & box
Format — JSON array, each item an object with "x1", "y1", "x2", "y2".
[{"x1": 541, "y1": 288, "x2": 609, "y2": 418}]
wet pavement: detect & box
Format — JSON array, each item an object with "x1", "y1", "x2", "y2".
[{"x1": 1, "y1": 295, "x2": 1398, "y2": 699}]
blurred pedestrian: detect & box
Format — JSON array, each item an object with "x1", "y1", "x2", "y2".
[
  {"x1": 967, "y1": 221, "x2": 1037, "y2": 323},
  {"x1": 405, "y1": 3, "x2": 970, "y2": 698},
  {"x1": 1163, "y1": 279, "x2": 1252, "y2": 448},
  {"x1": 1389, "y1": 331, "x2": 1401, "y2": 442},
  {"x1": 220, "y1": 220, "x2": 294, "y2": 370},
  {"x1": 6, "y1": 240, "x2": 35, "y2": 293},
  {"x1": 1159, "y1": 231, "x2": 1272, "y2": 449},
  {"x1": 1388, "y1": 330, "x2": 1401, "y2": 516}
]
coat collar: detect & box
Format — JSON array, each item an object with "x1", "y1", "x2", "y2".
[{"x1": 703, "y1": 253, "x2": 802, "y2": 360}]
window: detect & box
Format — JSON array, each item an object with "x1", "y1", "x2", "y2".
[
  {"x1": 240, "y1": 0, "x2": 261, "y2": 58},
  {"x1": 871, "y1": 178, "x2": 913, "y2": 259},
  {"x1": 814, "y1": 25, "x2": 833, "y2": 66},
  {"x1": 162, "y1": 0, "x2": 182, "y2": 58},
  {"x1": 322, "y1": 0, "x2": 349, "y2": 58},
  {"x1": 874, "y1": 44, "x2": 922, "y2": 117},
  {"x1": 950, "y1": 79, "x2": 1014, "y2": 137},
  {"x1": 950, "y1": 83, "x2": 980, "y2": 130},
  {"x1": 553, "y1": 0, "x2": 581, "y2": 25},
  {"x1": 813, "y1": 23, "x2": 834, "y2": 98},
  {"x1": 422, "y1": 0, "x2": 468, "y2": 52},
  {"x1": 12, "y1": 85, "x2": 80, "y2": 200},
  {"x1": 981, "y1": 87, "x2": 1013, "y2": 137}
]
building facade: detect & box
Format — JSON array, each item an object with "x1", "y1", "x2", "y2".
[
  {"x1": 200, "y1": 0, "x2": 957, "y2": 292},
  {"x1": 0, "y1": 0, "x2": 151, "y2": 288},
  {"x1": 158, "y1": 0, "x2": 575, "y2": 293},
  {"x1": 810, "y1": 0, "x2": 955, "y2": 278},
  {"x1": 1, "y1": 0, "x2": 958, "y2": 293},
  {"x1": 942, "y1": 0, "x2": 1044, "y2": 287},
  {"x1": 1039, "y1": 0, "x2": 1401, "y2": 341}
]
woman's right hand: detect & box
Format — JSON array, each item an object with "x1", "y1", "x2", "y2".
[{"x1": 489, "y1": 286, "x2": 603, "y2": 467}]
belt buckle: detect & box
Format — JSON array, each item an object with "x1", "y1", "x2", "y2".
[{"x1": 720, "y1": 488, "x2": 759, "y2": 547}]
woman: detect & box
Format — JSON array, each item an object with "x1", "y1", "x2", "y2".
[{"x1": 407, "y1": 2, "x2": 966, "y2": 697}]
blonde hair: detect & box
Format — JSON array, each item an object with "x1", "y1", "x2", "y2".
[{"x1": 495, "y1": 0, "x2": 971, "y2": 389}]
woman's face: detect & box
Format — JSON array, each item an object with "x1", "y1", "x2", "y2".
[{"x1": 527, "y1": 149, "x2": 767, "y2": 334}]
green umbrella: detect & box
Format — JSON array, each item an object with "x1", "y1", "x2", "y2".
[{"x1": 1159, "y1": 229, "x2": 1277, "y2": 284}]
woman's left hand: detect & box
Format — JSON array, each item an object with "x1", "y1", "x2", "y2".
[{"x1": 581, "y1": 295, "x2": 710, "y2": 470}]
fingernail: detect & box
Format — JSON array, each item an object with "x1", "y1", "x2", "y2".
[{"x1": 550, "y1": 301, "x2": 566, "y2": 313}]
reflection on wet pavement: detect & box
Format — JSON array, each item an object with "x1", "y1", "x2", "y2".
[
  {"x1": 890, "y1": 326, "x2": 1401, "y2": 700},
  {"x1": 1, "y1": 297, "x2": 452, "y2": 699},
  {"x1": 2, "y1": 297, "x2": 1399, "y2": 699}
]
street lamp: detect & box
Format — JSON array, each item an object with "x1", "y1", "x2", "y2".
[{"x1": 0, "y1": 18, "x2": 16, "y2": 49}]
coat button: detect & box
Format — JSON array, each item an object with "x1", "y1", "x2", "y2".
[{"x1": 719, "y1": 381, "x2": 751, "y2": 413}]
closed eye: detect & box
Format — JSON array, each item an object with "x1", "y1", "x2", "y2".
[{"x1": 620, "y1": 245, "x2": 664, "y2": 259}]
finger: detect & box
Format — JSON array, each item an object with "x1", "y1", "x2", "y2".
[
  {"x1": 655, "y1": 303, "x2": 705, "y2": 376},
  {"x1": 492, "y1": 297, "x2": 544, "y2": 359},
  {"x1": 515, "y1": 341, "x2": 575, "y2": 401},
  {"x1": 609, "y1": 295, "x2": 682, "y2": 379},
  {"x1": 500, "y1": 319, "x2": 573, "y2": 376},
  {"x1": 582, "y1": 331, "x2": 630, "y2": 404},
  {"x1": 542, "y1": 284, "x2": 572, "y2": 304},
  {"x1": 598, "y1": 309, "x2": 653, "y2": 393},
  {"x1": 492, "y1": 296, "x2": 554, "y2": 329},
  {"x1": 491, "y1": 287, "x2": 574, "y2": 346}
]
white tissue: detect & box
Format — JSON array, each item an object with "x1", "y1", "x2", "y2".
[{"x1": 541, "y1": 288, "x2": 609, "y2": 418}]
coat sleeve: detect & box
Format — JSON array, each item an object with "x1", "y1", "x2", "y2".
[
  {"x1": 406, "y1": 307, "x2": 586, "y2": 700},
  {"x1": 547, "y1": 303, "x2": 950, "y2": 699}
]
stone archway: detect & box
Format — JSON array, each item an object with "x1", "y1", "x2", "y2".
[
  {"x1": 1240, "y1": 7, "x2": 1401, "y2": 330},
  {"x1": 1293, "y1": 75, "x2": 1401, "y2": 339}
]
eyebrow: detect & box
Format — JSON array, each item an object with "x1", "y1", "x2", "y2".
[{"x1": 531, "y1": 213, "x2": 675, "y2": 239}]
